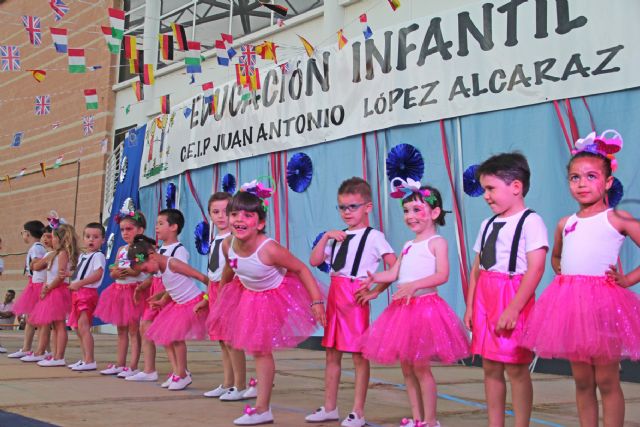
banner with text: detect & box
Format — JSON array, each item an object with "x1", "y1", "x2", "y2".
[{"x1": 139, "y1": 0, "x2": 640, "y2": 187}]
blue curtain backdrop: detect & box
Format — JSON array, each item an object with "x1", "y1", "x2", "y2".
[{"x1": 139, "y1": 89, "x2": 640, "y2": 332}]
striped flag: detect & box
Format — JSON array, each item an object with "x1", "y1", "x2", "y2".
[
  {"x1": 387, "y1": 0, "x2": 400, "y2": 11},
  {"x1": 124, "y1": 35, "x2": 137, "y2": 59},
  {"x1": 185, "y1": 41, "x2": 201, "y2": 74},
  {"x1": 215, "y1": 33, "x2": 236, "y2": 66},
  {"x1": 159, "y1": 34, "x2": 173, "y2": 60},
  {"x1": 132, "y1": 81, "x2": 143, "y2": 101},
  {"x1": 108, "y1": 8, "x2": 125, "y2": 40},
  {"x1": 160, "y1": 94, "x2": 170, "y2": 114},
  {"x1": 100, "y1": 25, "x2": 119, "y2": 54},
  {"x1": 171, "y1": 23, "x2": 188, "y2": 51},
  {"x1": 84, "y1": 88, "x2": 98, "y2": 110},
  {"x1": 337, "y1": 30, "x2": 348, "y2": 50},
  {"x1": 50, "y1": 27, "x2": 68, "y2": 53},
  {"x1": 202, "y1": 82, "x2": 214, "y2": 104},
  {"x1": 255, "y1": 41, "x2": 277, "y2": 62},
  {"x1": 49, "y1": 0, "x2": 69, "y2": 22},
  {"x1": 35, "y1": 95, "x2": 51, "y2": 115},
  {"x1": 68, "y1": 48, "x2": 85, "y2": 73},
  {"x1": 360, "y1": 14, "x2": 373, "y2": 39},
  {"x1": 54, "y1": 155, "x2": 63, "y2": 168},
  {"x1": 22, "y1": 16, "x2": 42, "y2": 46},
  {"x1": 143, "y1": 64, "x2": 154, "y2": 85},
  {"x1": 28, "y1": 69, "x2": 46, "y2": 82},
  {"x1": 297, "y1": 35, "x2": 314, "y2": 57}
]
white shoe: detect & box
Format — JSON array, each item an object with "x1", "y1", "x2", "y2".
[
  {"x1": 341, "y1": 412, "x2": 366, "y2": 427},
  {"x1": 168, "y1": 374, "x2": 192, "y2": 390},
  {"x1": 125, "y1": 371, "x2": 158, "y2": 381},
  {"x1": 0, "y1": 346, "x2": 7, "y2": 353},
  {"x1": 8, "y1": 349, "x2": 29, "y2": 358},
  {"x1": 161, "y1": 373, "x2": 175, "y2": 388},
  {"x1": 204, "y1": 385, "x2": 230, "y2": 397},
  {"x1": 100, "y1": 364, "x2": 124, "y2": 375},
  {"x1": 305, "y1": 406, "x2": 340, "y2": 422},
  {"x1": 68, "y1": 360, "x2": 83, "y2": 369},
  {"x1": 43, "y1": 351, "x2": 52, "y2": 358},
  {"x1": 21, "y1": 353, "x2": 45, "y2": 362},
  {"x1": 117, "y1": 367, "x2": 140, "y2": 378},
  {"x1": 234, "y1": 407, "x2": 274, "y2": 425},
  {"x1": 38, "y1": 358, "x2": 66, "y2": 367},
  {"x1": 73, "y1": 361, "x2": 97, "y2": 371},
  {"x1": 242, "y1": 386, "x2": 258, "y2": 399},
  {"x1": 399, "y1": 419, "x2": 415, "y2": 427},
  {"x1": 220, "y1": 387, "x2": 249, "y2": 401}
]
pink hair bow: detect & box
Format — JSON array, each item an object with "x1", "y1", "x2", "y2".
[
  {"x1": 244, "y1": 405, "x2": 256, "y2": 416},
  {"x1": 573, "y1": 129, "x2": 623, "y2": 172},
  {"x1": 47, "y1": 210, "x2": 66, "y2": 229},
  {"x1": 241, "y1": 180, "x2": 274, "y2": 199},
  {"x1": 248, "y1": 377, "x2": 257, "y2": 387},
  {"x1": 229, "y1": 258, "x2": 238, "y2": 269},
  {"x1": 390, "y1": 177, "x2": 436, "y2": 206}
]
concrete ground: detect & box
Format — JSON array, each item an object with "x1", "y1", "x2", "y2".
[{"x1": 1, "y1": 331, "x2": 639, "y2": 426}]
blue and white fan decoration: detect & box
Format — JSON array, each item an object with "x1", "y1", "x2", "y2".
[
  {"x1": 386, "y1": 143, "x2": 424, "y2": 182},
  {"x1": 287, "y1": 153, "x2": 313, "y2": 193}
]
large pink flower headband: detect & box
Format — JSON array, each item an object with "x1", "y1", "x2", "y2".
[
  {"x1": 573, "y1": 129, "x2": 623, "y2": 172},
  {"x1": 115, "y1": 197, "x2": 142, "y2": 224},
  {"x1": 390, "y1": 177, "x2": 436, "y2": 206},
  {"x1": 47, "y1": 210, "x2": 66, "y2": 230},
  {"x1": 240, "y1": 178, "x2": 275, "y2": 212}
]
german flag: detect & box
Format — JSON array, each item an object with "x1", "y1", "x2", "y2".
[
  {"x1": 160, "y1": 94, "x2": 170, "y2": 114},
  {"x1": 171, "y1": 23, "x2": 188, "y2": 51},
  {"x1": 124, "y1": 35, "x2": 137, "y2": 59},
  {"x1": 132, "y1": 81, "x2": 143, "y2": 101},
  {"x1": 159, "y1": 34, "x2": 174, "y2": 60},
  {"x1": 143, "y1": 64, "x2": 154, "y2": 85}
]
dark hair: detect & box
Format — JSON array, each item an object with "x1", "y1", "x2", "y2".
[
  {"x1": 7, "y1": 290, "x2": 15, "y2": 296},
  {"x1": 227, "y1": 191, "x2": 267, "y2": 233},
  {"x1": 402, "y1": 185, "x2": 446, "y2": 226},
  {"x1": 208, "y1": 192, "x2": 233, "y2": 209},
  {"x1": 42, "y1": 225, "x2": 53, "y2": 234},
  {"x1": 158, "y1": 208, "x2": 185, "y2": 234},
  {"x1": 338, "y1": 177, "x2": 372, "y2": 202},
  {"x1": 24, "y1": 220, "x2": 45, "y2": 239},
  {"x1": 85, "y1": 222, "x2": 106, "y2": 237},
  {"x1": 127, "y1": 234, "x2": 157, "y2": 263},
  {"x1": 120, "y1": 210, "x2": 147, "y2": 229},
  {"x1": 568, "y1": 151, "x2": 612, "y2": 177},
  {"x1": 476, "y1": 152, "x2": 531, "y2": 196}
]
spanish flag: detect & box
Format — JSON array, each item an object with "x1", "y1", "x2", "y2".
[
  {"x1": 124, "y1": 35, "x2": 137, "y2": 60},
  {"x1": 159, "y1": 34, "x2": 174, "y2": 60},
  {"x1": 160, "y1": 94, "x2": 170, "y2": 114},
  {"x1": 297, "y1": 34, "x2": 314, "y2": 57},
  {"x1": 132, "y1": 81, "x2": 143, "y2": 101},
  {"x1": 337, "y1": 30, "x2": 348, "y2": 50},
  {"x1": 143, "y1": 64, "x2": 154, "y2": 85},
  {"x1": 387, "y1": 0, "x2": 400, "y2": 11},
  {"x1": 28, "y1": 69, "x2": 46, "y2": 82},
  {"x1": 171, "y1": 22, "x2": 188, "y2": 51}
]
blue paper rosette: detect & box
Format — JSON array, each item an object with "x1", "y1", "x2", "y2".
[
  {"x1": 194, "y1": 220, "x2": 210, "y2": 255},
  {"x1": 463, "y1": 164, "x2": 484, "y2": 197},
  {"x1": 287, "y1": 153, "x2": 313, "y2": 193},
  {"x1": 386, "y1": 143, "x2": 424, "y2": 182}
]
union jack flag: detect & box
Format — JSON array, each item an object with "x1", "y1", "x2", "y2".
[
  {"x1": 49, "y1": 0, "x2": 69, "y2": 22},
  {"x1": 35, "y1": 95, "x2": 51, "y2": 115},
  {"x1": 22, "y1": 16, "x2": 42, "y2": 46},
  {"x1": 0, "y1": 45, "x2": 20, "y2": 71},
  {"x1": 82, "y1": 115, "x2": 95, "y2": 136}
]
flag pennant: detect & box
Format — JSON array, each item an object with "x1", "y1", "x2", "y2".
[
  {"x1": 259, "y1": 1, "x2": 288, "y2": 17},
  {"x1": 143, "y1": 64, "x2": 154, "y2": 85},
  {"x1": 88, "y1": 65, "x2": 102, "y2": 71},
  {"x1": 124, "y1": 35, "x2": 137, "y2": 59},
  {"x1": 183, "y1": 107, "x2": 192, "y2": 119},
  {"x1": 100, "y1": 138, "x2": 108, "y2": 154},
  {"x1": 277, "y1": 18, "x2": 285, "y2": 27},
  {"x1": 360, "y1": 14, "x2": 373, "y2": 39},
  {"x1": 297, "y1": 35, "x2": 314, "y2": 57},
  {"x1": 185, "y1": 41, "x2": 202, "y2": 74},
  {"x1": 82, "y1": 115, "x2": 95, "y2": 136},
  {"x1": 28, "y1": 69, "x2": 46, "y2": 82},
  {"x1": 235, "y1": 44, "x2": 260, "y2": 91},
  {"x1": 22, "y1": 16, "x2": 42, "y2": 46},
  {"x1": 337, "y1": 30, "x2": 348, "y2": 50},
  {"x1": 189, "y1": 73, "x2": 196, "y2": 84},
  {"x1": 1, "y1": 45, "x2": 21, "y2": 71},
  {"x1": 108, "y1": 8, "x2": 125, "y2": 40},
  {"x1": 171, "y1": 23, "x2": 188, "y2": 51},
  {"x1": 160, "y1": 94, "x2": 170, "y2": 114},
  {"x1": 125, "y1": 105, "x2": 131, "y2": 114},
  {"x1": 387, "y1": 0, "x2": 400, "y2": 11},
  {"x1": 202, "y1": 82, "x2": 214, "y2": 104},
  {"x1": 40, "y1": 161, "x2": 47, "y2": 177},
  {"x1": 100, "y1": 25, "x2": 120, "y2": 54},
  {"x1": 11, "y1": 131, "x2": 24, "y2": 147},
  {"x1": 68, "y1": 48, "x2": 85, "y2": 73},
  {"x1": 215, "y1": 33, "x2": 236, "y2": 66},
  {"x1": 84, "y1": 88, "x2": 98, "y2": 110},
  {"x1": 255, "y1": 41, "x2": 277, "y2": 62},
  {"x1": 35, "y1": 95, "x2": 51, "y2": 115},
  {"x1": 54, "y1": 155, "x2": 63, "y2": 168},
  {"x1": 50, "y1": 27, "x2": 68, "y2": 53},
  {"x1": 49, "y1": 0, "x2": 69, "y2": 22},
  {"x1": 159, "y1": 34, "x2": 174, "y2": 60},
  {"x1": 132, "y1": 81, "x2": 144, "y2": 101},
  {"x1": 279, "y1": 61, "x2": 291, "y2": 75},
  {"x1": 18, "y1": 168, "x2": 26, "y2": 178},
  {"x1": 136, "y1": 49, "x2": 144, "y2": 74},
  {"x1": 4, "y1": 175, "x2": 10, "y2": 190}
]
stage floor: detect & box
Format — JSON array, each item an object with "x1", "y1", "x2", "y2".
[{"x1": 1, "y1": 331, "x2": 639, "y2": 426}]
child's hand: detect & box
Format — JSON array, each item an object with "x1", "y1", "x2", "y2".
[
  {"x1": 496, "y1": 306, "x2": 519, "y2": 333},
  {"x1": 58, "y1": 270, "x2": 72, "y2": 280},
  {"x1": 355, "y1": 288, "x2": 379, "y2": 305},
  {"x1": 193, "y1": 299, "x2": 208, "y2": 314},
  {"x1": 311, "y1": 303, "x2": 326, "y2": 327},
  {"x1": 392, "y1": 284, "x2": 416, "y2": 304},
  {"x1": 463, "y1": 308, "x2": 473, "y2": 331},
  {"x1": 68, "y1": 283, "x2": 80, "y2": 291},
  {"x1": 358, "y1": 271, "x2": 375, "y2": 291},
  {"x1": 40, "y1": 285, "x2": 50, "y2": 299},
  {"x1": 325, "y1": 230, "x2": 348, "y2": 242},
  {"x1": 133, "y1": 286, "x2": 144, "y2": 304},
  {"x1": 606, "y1": 264, "x2": 629, "y2": 288}
]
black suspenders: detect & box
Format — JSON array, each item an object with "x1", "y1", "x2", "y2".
[
  {"x1": 480, "y1": 209, "x2": 534, "y2": 275},
  {"x1": 78, "y1": 253, "x2": 96, "y2": 280},
  {"x1": 330, "y1": 227, "x2": 373, "y2": 277}
]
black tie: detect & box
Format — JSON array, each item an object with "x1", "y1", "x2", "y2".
[
  {"x1": 209, "y1": 239, "x2": 222, "y2": 272},
  {"x1": 332, "y1": 234, "x2": 355, "y2": 272},
  {"x1": 480, "y1": 222, "x2": 505, "y2": 269}
]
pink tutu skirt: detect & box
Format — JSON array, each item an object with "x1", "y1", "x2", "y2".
[
  {"x1": 145, "y1": 294, "x2": 208, "y2": 346},
  {"x1": 209, "y1": 275, "x2": 317, "y2": 354},
  {"x1": 522, "y1": 275, "x2": 640, "y2": 364},
  {"x1": 361, "y1": 293, "x2": 470, "y2": 365},
  {"x1": 13, "y1": 278, "x2": 44, "y2": 316},
  {"x1": 29, "y1": 283, "x2": 71, "y2": 325},
  {"x1": 141, "y1": 277, "x2": 164, "y2": 322},
  {"x1": 67, "y1": 287, "x2": 99, "y2": 329},
  {"x1": 95, "y1": 283, "x2": 144, "y2": 326},
  {"x1": 207, "y1": 279, "x2": 243, "y2": 341}
]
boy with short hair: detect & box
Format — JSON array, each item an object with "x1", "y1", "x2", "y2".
[{"x1": 307, "y1": 177, "x2": 396, "y2": 427}]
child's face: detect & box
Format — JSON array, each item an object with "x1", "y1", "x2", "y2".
[
  {"x1": 229, "y1": 209, "x2": 264, "y2": 240},
  {"x1": 568, "y1": 157, "x2": 612, "y2": 206},
  {"x1": 133, "y1": 258, "x2": 159, "y2": 275},
  {"x1": 120, "y1": 219, "x2": 144, "y2": 245},
  {"x1": 84, "y1": 228, "x2": 104, "y2": 252},
  {"x1": 51, "y1": 232, "x2": 61, "y2": 249},
  {"x1": 41, "y1": 232, "x2": 53, "y2": 249},
  {"x1": 479, "y1": 174, "x2": 523, "y2": 215},
  {"x1": 155, "y1": 215, "x2": 176, "y2": 241},
  {"x1": 21, "y1": 230, "x2": 33, "y2": 244},
  {"x1": 337, "y1": 193, "x2": 372, "y2": 229},
  {"x1": 403, "y1": 199, "x2": 438, "y2": 234},
  {"x1": 209, "y1": 200, "x2": 230, "y2": 232}
]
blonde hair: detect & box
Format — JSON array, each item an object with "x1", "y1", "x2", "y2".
[{"x1": 51, "y1": 224, "x2": 80, "y2": 272}]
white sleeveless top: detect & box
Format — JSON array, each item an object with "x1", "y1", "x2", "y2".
[
  {"x1": 397, "y1": 235, "x2": 440, "y2": 297},
  {"x1": 115, "y1": 245, "x2": 147, "y2": 284},
  {"x1": 560, "y1": 209, "x2": 625, "y2": 276},
  {"x1": 161, "y1": 257, "x2": 202, "y2": 304},
  {"x1": 228, "y1": 238, "x2": 286, "y2": 292},
  {"x1": 46, "y1": 253, "x2": 68, "y2": 285}
]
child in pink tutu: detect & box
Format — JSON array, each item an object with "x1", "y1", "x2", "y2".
[
  {"x1": 8, "y1": 220, "x2": 46, "y2": 360},
  {"x1": 126, "y1": 209, "x2": 190, "y2": 384},
  {"x1": 208, "y1": 181, "x2": 326, "y2": 425},
  {"x1": 95, "y1": 203, "x2": 148, "y2": 377},
  {"x1": 67, "y1": 223, "x2": 106, "y2": 372},
  {"x1": 463, "y1": 153, "x2": 548, "y2": 427},
  {"x1": 30, "y1": 224, "x2": 80, "y2": 367},
  {"x1": 126, "y1": 234, "x2": 209, "y2": 391},
  {"x1": 360, "y1": 179, "x2": 470, "y2": 427},
  {"x1": 307, "y1": 177, "x2": 396, "y2": 427},
  {"x1": 195, "y1": 192, "x2": 254, "y2": 401},
  {"x1": 522, "y1": 130, "x2": 640, "y2": 426}
]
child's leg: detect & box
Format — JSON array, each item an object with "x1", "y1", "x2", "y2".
[
  {"x1": 401, "y1": 362, "x2": 424, "y2": 421},
  {"x1": 504, "y1": 363, "x2": 532, "y2": 427},
  {"x1": 127, "y1": 321, "x2": 141, "y2": 369},
  {"x1": 116, "y1": 325, "x2": 129, "y2": 366},
  {"x1": 173, "y1": 341, "x2": 188, "y2": 378},
  {"x1": 570, "y1": 362, "x2": 598, "y2": 427},
  {"x1": 49, "y1": 326, "x2": 56, "y2": 355},
  {"x1": 220, "y1": 341, "x2": 234, "y2": 387},
  {"x1": 139, "y1": 320, "x2": 156, "y2": 373},
  {"x1": 483, "y1": 359, "x2": 506, "y2": 427},
  {"x1": 595, "y1": 362, "x2": 624, "y2": 427},
  {"x1": 414, "y1": 364, "x2": 437, "y2": 424},
  {"x1": 22, "y1": 321, "x2": 36, "y2": 352},
  {"x1": 34, "y1": 324, "x2": 50, "y2": 355},
  {"x1": 75, "y1": 326, "x2": 85, "y2": 361},
  {"x1": 53, "y1": 320, "x2": 68, "y2": 360},
  {"x1": 324, "y1": 347, "x2": 343, "y2": 411},
  {"x1": 164, "y1": 343, "x2": 177, "y2": 375},
  {"x1": 351, "y1": 352, "x2": 370, "y2": 417},
  {"x1": 229, "y1": 346, "x2": 247, "y2": 389},
  {"x1": 77, "y1": 312, "x2": 94, "y2": 363},
  {"x1": 254, "y1": 352, "x2": 275, "y2": 413}
]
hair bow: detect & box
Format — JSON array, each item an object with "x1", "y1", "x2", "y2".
[
  {"x1": 390, "y1": 177, "x2": 436, "y2": 205},
  {"x1": 248, "y1": 377, "x2": 257, "y2": 387},
  {"x1": 244, "y1": 405, "x2": 257, "y2": 416},
  {"x1": 240, "y1": 179, "x2": 274, "y2": 199},
  {"x1": 47, "y1": 210, "x2": 66, "y2": 229},
  {"x1": 115, "y1": 197, "x2": 140, "y2": 224},
  {"x1": 134, "y1": 253, "x2": 146, "y2": 264},
  {"x1": 573, "y1": 129, "x2": 623, "y2": 172}
]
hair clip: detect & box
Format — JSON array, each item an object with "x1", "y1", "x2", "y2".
[
  {"x1": 135, "y1": 253, "x2": 146, "y2": 263},
  {"x1": 390, "y1": 177, "x2": 437, "y2": 206},
  {"x1": 573, "y1": 129, "x2": 623, "y2": 172},
  {"x1": 115, "y1": 197, "x2": 140, "y2": 224},
  {"x1": 240, "y1": 179, "x2": 274, "y2": 199},
  {"x1": 47, "y1": 210, "x2": 66, "y2": 230}
]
